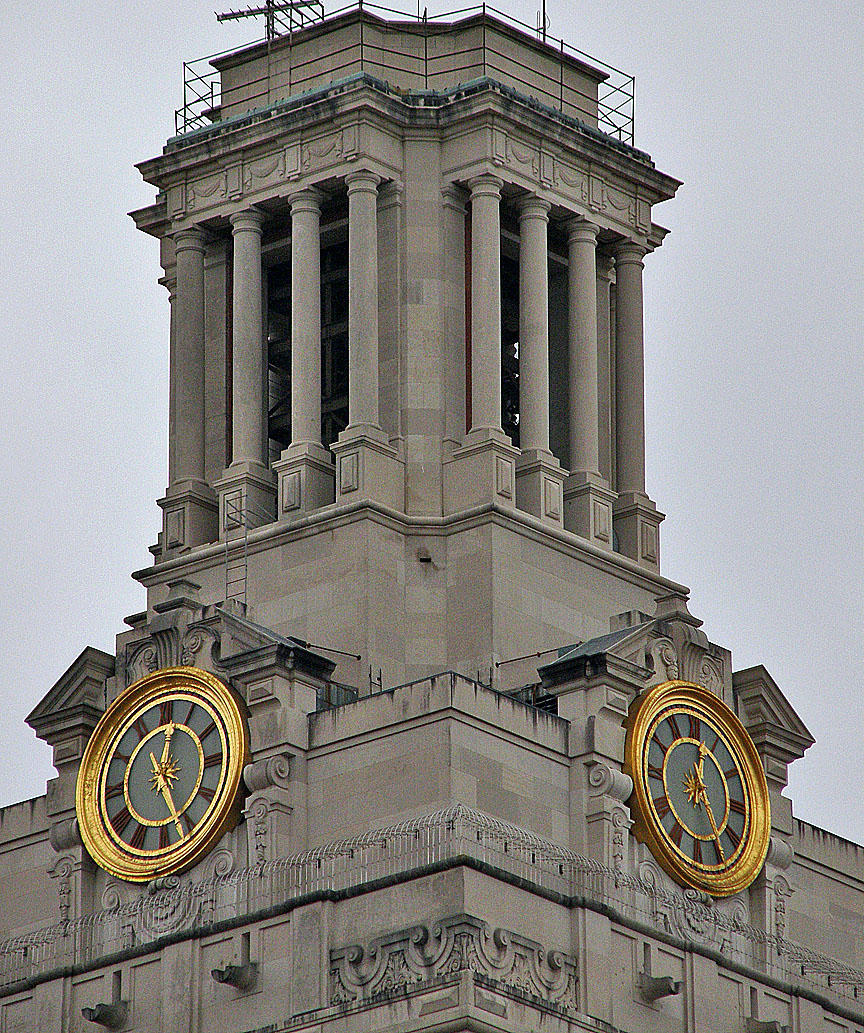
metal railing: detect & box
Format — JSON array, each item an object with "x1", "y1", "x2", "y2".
[
  {"x1": 174, "y1": 0, "x2": 634, "y2": 143},
  {"x1": 2, "y1": 805, "x2": 863, "y2": 1012}
]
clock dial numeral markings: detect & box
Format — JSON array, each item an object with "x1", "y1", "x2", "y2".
[
  {"x1": 653, "y1": 794, "x2": 671, "y2": 819},
  {"x1": 160, "y1": 700, "x2": 174, "y2": 725},
  {"x1": 667, "y1": 714, "x2": 682, "y2": 740},
  {"x1": 134, "y1": 716, "x2": 150, "y2": 741},
  {"x1": 202, "y1": 752, "x2": 222, "y2": 770},
  {"x1": 725, "y1": 824, "x2": 742, "y2": 850},
  {"x1": 688, "y1": 715, "x2": 701, "y2": 740},
  {"x1": 724, "y1": 766, "x2": 739, "y2": 781},
  {"x1": 709, "y1": 734, "x2": 720, "y2": 753},
  {"x1": 729, "y1": 798, "x2": 746, "y2": 816},
  {"x1": 670, "y1": 822, "x2": 684, "y2": 847},
  {"x1": 647, "y1": 763, "x2": 664, "y2": 780},
  {"x1": 105, "y1": 782, "x2": 123, "y2": 801},
  {"x1": 129, "y1": 822, "x2": 148, "y2": 850},
  {"x1": 198, "y1": 785, "x2": 216, "y2": 803},
  {"x1": 713, "y1": 838, "x2": 725, "y2": 863},
  {"x1": 183, "y1": 702, "x2": 196, "y2": 725},
  {"x1": 159, "y1": 825, "x2": 170, "y2": 849},
  {"x1": 692, "y1": 838, "x2": 702, "y2": 865},
  {"x1": 201, "y1": 720, "x2": 217, "y2": 742},
  {"x1": 110, "y1": 806, "x2": 133, "y2": 836}
]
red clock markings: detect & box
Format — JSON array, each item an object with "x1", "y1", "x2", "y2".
[
  {"x1": 709, "y1": 734, "x2": 720, "y2": 753},
  {"x1": 729, "y1": 798, "x2": 746, "y2": 815},
  {"x1": 688, "y1": 715, "x2": 701, "y2": 740},
  {"x1": 160, "y1": 700, "x2": 174, "y2": 725},
  {"x1": 201, "y1": 720, "x2": 217, "y2": 742},
  {"x1": 647, "y1": 763, "x2": 664, "y2": 780},
  {"x1": 129, "y1": 823, "x2": 148, "y2": 850},
  {"x1": 105, "y1": 782, "x2": 123, "y2": 800},
  {"x1": 133, "y1": 717, "x2": 149, "y2": 740},
  {"x1": 183, "y1": 702, "x2": 196, "y2": 725},
  {"x1": 202, "y1": 752, "x2": 222, "y2": 769},
  {"x1": 198, "y1": 785, "x2": 216, "y2": 802},
  {"x1": 670, "y1": 822, "x2": 684, "y2": 847},
  {"x1": 113, "y1": 750, "x2": 130, "y2": 763},
  {"x1": 724, "y1": 767, "x2": 739, "y2": 780},
  {"x1": 667, "y1": 714, "x2": 682, "y2": 740},
  {"x1": 725, "y1": 825, "x2": 742, "y2": 849},
  {"x1": 159, "y1": 825, "x2": 170, "y2": 849},
  {"x1": 653, "y1": 794, "x2": 671, "y2": 819},
  {"x1": 693, "y1": 839, "x2": 702, "y2": 865},
  {"x1": 111, "y1": 806, "x2": 132, "y2": 836}
]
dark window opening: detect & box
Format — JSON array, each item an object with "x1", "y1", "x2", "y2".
[
  {"x1": 501, "y1": 252, "x2": 520, "y2": 447},
  {"x1": 265, "y1": 233, "x2": 349, "y2": 465}
]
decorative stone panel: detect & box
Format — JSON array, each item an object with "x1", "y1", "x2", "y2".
[{"x1": 330, "y1": 913, "x2": 578, "y2": 1014}]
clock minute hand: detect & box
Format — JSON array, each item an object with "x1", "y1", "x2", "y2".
[
  {"x1": 698, "y1": 783, "x2": 726, "y2": 863},
  {"x1": 150, "y1": 751, "x2": 185, "y2": 840}
]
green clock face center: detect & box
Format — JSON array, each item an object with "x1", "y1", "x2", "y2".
[
  {"x1": 125, "y1": 723, "x2": 203, "y2": 827},
  {"x1": 663, "y1": 739, "x2": 727, "y2": 840}
]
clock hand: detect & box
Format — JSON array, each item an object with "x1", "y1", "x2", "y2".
[
  {"x1": 160, "y1": 722, "x2": 175, "y2": 765},
  {"x1": 697, "y1": 782, "x2": 725, "y2": 863},
  {"x1": 150, "y1": 751, "x2": 186, "y2": 840}
]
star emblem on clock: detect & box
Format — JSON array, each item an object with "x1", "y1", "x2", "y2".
[
  {"x1": 76, "y1": 667, "x2": 250, "y2": 882},
  {"x1": 624, "y1": 680, "x2": 770, "y2": 896}
]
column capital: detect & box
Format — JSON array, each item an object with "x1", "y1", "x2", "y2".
[
  {"x1": 378, "y1": 180, "x2": 403, "y2": 210},
  {"x1": 230, "y1": 208, "x2": 265, "y2": 235},
  {"x1": 566, "y1": 217, "x2": 599, "y2": 245},
  {"x1": 467, "y1": 173, "x2": 503, "y2": 199},
  {"x1": 613, "y1": 240, "x2": 648, "y2": 266},
  {"x1": 158, "y1": 275, "x2": 178, "y2": 298},
  {"x1": 288, "y1": 188, "x2": 324, "y2": 215},
  {"x1": 172, "y1": 227, "x2": 208, "y2": 254},
  {"x1": 519, "y1": 195, "x2": 551, "y2": 221},
  {"x1": 441, "y1": 182, "x2": 467, "y2": 213},
  {"x1": 345, "y1": 168, "x2": 381, "y2": 193}
]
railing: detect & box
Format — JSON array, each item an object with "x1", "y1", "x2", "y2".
[
  {"x1": 2, "y1": 805, "x2": 863, "y2": 1011},
  {"x1": 174, "y1": 0, "x2": 634, "y2": 143}
]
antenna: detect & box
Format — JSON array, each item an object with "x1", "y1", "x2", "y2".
[{"x1": 216, "y1": 0, "x2": 324, "y2": 40}]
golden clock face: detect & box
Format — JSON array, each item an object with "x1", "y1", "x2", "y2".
[
  {"x1": 76, "y1": 667, "x2": 249, "y2": 883},
  {"x1": 624, "y1": 680, "x2": 770, "y2": 897}
]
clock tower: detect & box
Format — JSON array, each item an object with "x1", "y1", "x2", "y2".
[{"x1": 1, "y1": 5, "x2": 862, "y2": 1033}]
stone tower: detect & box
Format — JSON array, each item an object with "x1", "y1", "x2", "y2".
[
  {"x1": 4, "y1": 7, "x2": 862, "y2": 1033},
  {"x1": 131, "y1": 4, "x2": 681, "y2": 694}
]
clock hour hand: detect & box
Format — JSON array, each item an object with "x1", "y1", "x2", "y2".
[
  {"x1": 697, "y1": 781, "x2": 725, "y2": 863},
  {"x1": 150, "y1": 751, "x2": 185, "y2": 840}
]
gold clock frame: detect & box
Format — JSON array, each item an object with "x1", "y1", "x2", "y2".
[
  {"x1": 76, "y1": 666, "x2": 249, "y2": 883},
  {"x1": 624, "y1": 680, "x2": 770, "y2": 897}
]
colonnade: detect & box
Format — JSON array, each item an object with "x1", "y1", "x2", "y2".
[{"x1": 163, "y1": 169, "x2": 658, "y2": 567}]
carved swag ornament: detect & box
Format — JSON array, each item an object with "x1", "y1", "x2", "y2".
[{"x1": 330, "y1": 914, "x2": 578, "y2": 1014}]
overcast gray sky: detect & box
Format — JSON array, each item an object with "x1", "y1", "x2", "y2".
[{"x1": 0, "y1": 1, "x2": 861, "y2": 840}]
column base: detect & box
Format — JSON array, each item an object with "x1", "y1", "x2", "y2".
[
  {"x1": 157, "y1": 479, "x2": 218, "y2": 554},
  {"x1": 515, "y1": 450, "x2": 565, "y2": 528},
  {"x1": 613, "y1": 491, "x2": 665, "y2": 571},
  {"x1": 331, "y1": 425, "x2": 404, "y2": 510},
  {"x1": 564, "y1": 472, "x2": 616, "y2": 550},
  {"x1": 272, "y1": 442, "x2": 335, "y2": 518},
  {"x1": 442, "y1": 427, "x2": 519, "y2": 515},
  {"x1": 215, "y1": 461, "x2": 277, "y2": 539}
]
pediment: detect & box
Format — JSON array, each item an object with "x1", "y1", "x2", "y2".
[
  {"x1": 26, "y1": 646, "x2": 115, "y2": 746},
  {"x1": 732, "y1": 665, "x2": 815, "y2": 765}
]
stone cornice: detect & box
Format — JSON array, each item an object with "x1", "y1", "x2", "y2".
[{"x1": 137, "y1": 77, "x2": 679, "y2": 243}]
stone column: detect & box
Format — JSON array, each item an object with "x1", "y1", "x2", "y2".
[
  {"x1": 174, "y1": 231, "x2": 207, "y2": 482},
  {"x1": 514, "y1": 196, "x2": 564, "y2": 528},
  {"x1": 469, "y1": 175, "x2": 502, "y2": 434},
  {"x1": 347, "y1": 170, "x2": 381, "y2": 432},
  {"x1": 273, "y1": 190, "x2": 334, "y2": 517},
  {"x1": 563, "y1": 219, "x2": 614, "y2": 548},
  {"x1": 611, "y1": 241, "x2": 662, "y2": 570},
  {"x1": 215, "y1": 208, "x2": 276, "y2": 535},
  {"x1": 443, "y1": 175, "x2": 517, "y2": 515},
  {"x1": 595, "y1": 251, "x2": 614, "y2": 486},
  {"x1": 614, "y1": 242, "x2": 646, "y2": 496},
  {"x1": 332, "y1": 170, "x2": 403, "y2": 509},
  {"x1": 157, "y1": 229, "x2": 217, "y2": 552}
]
